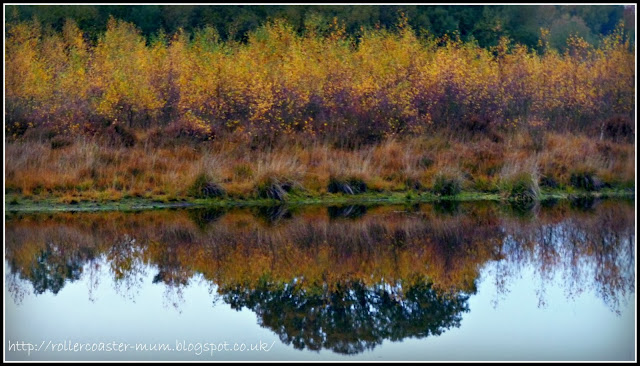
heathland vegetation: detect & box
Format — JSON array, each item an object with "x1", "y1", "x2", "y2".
[{"x1": 4, "y1": 7, "x2": 635, "y2": 208}]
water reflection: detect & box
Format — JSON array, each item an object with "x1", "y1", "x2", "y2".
[
  {"x1": 222, "y1": 279, "x2": 468, "y2": 355},
  {"x1": 252, "y1": 205, "x2": 293, "y2": 224},
  {"x1": 327, "y1": 205, "x2": 368, "y2": 220},
  {"x1": 5, "y1": 199, "x2": 635, "y2": 355}
]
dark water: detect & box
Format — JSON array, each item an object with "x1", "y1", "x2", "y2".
[{"x1": 4, "y1": 199, "x2": 636, "y2": 361}]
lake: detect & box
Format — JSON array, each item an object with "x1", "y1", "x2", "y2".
[{"x1": 4, "y1": 198, "x2": 636, "y2": 361}]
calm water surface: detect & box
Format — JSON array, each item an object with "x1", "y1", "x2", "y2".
[{"x1": 4, "y1": 199, "x2": 636, "y2": 361}]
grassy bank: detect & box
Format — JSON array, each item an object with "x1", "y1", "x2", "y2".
[
  {"x1": 5, "y1": 188, "x2": 634, "y2": 213},
  {"x1": 5, "y1": 16, "x2": 634, "y2": 214},
  {"x1": 5, "y1": 130, "x2": 634, "y2": 213}
]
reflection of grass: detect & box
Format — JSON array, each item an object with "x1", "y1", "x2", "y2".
[
  {"x1": 251, "y1": 205, "x2": 294, "y2": 224},
  {"x1": 187, "y1": 207, "x2": 228, "y2": 229},
  {"x1": 327, "y1": 205, "x2": 368, "y2": 220},
  {"x1": 433, "y1": 200, "x2": 461, "y2": 215},
  {"x1": 569, "y1": 195, "x2": 597, "y2": 211}
]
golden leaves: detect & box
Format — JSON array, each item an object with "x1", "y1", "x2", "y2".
[{"x1": 5, "y1": 17, "x2": 635, "y2": 134}]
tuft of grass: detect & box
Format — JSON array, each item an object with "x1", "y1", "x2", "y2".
[
  {"x1": 432, "y1": 172, "x2": 462, "y2": 196},
  {"x1": 233, "y1": 163, "x2": 254, "y2": 180},
  {"x1": 539, "y1": 175, "x2": 558, "y2": 189},
  {"x1": 472, "y1": 175, "x2": 498, "y2": 193},
  {"x1": 255, "y1": 174, "x2": 301, "y2": 201},
  {"x1": 327, "y1": 175, "x2": 367, "y2": 195},
  {"x1": 189, "y1": 173, "x2": 226, "y2": 199},
  {"x1": 570, "y1": 169, "x2": 604, "y2": 192},
  {"x1": 500, "y1": 171, "x2": 540, "y2": 203}
]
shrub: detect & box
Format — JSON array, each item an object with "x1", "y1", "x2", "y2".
[
  {"x1": 327, "y1": 176, "x2": 367, "y2": 195},
  {"x1": 4, "y1": 18, "x2": 635, "y2": 142},
  {"x1": 463, "y1": 115, "x2": 492, "y2": 134},
  {"x1": 22, "y1": 126, "x2": 58, "y2": 142},
  {"x1": 432, "y1": 172, "x2": 462, "y2": 196},
  {"x1": 189, "y1": 173, "x2": 226, "y2": 198}
]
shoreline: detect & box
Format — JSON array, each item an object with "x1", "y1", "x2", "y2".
[{"x1": 4, "y1": 189, "x2": 634, "y2": 213}]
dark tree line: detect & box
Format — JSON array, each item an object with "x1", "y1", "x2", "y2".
[{"x1": 7, "y1": 5, "x2": 634, "y2": 50}]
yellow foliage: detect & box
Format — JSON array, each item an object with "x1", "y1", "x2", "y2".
[{"x1": 5, "y1": 17, "x2": 634, "y2": 136}]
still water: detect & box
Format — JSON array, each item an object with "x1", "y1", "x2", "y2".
[{"x1": 4, "y1": 199, "x2": 636, "y2": 361}]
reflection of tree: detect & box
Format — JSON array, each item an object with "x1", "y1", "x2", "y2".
[
  {"x1": 86, "y1": 259, "x2": 102, "y2": 303},
  {"x1": 150, "y1": 241, "x2": 192, "y2": 288},
  {"x1": 5, "y1": 200, "x2": 635, "y2": 338},
  {"x1": 221, "y1": 278, "x2": 469, "y2": 355},
  {"x1": 499, "y1": 200, "x2": 635, "y2": 314},
  {"x1": 6, "y1": 272, "x2": 29, "y2": 305},
  {"x1": 108, "y1": 234, "x2": 147, "y2": 301},
  {"x1": 587, "y1": 210, "x2": 635, "y2": 315},
  {"x1": 148, "y1": 226, "x2": 201, "y2": 311},
  {"x1": 28, "y1": 241, "x2": 92, "y2": 295}
]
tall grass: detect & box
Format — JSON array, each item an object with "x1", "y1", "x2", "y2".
[{"x1": 5, "y1": 132, "x2": 634, "y2": 200}]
